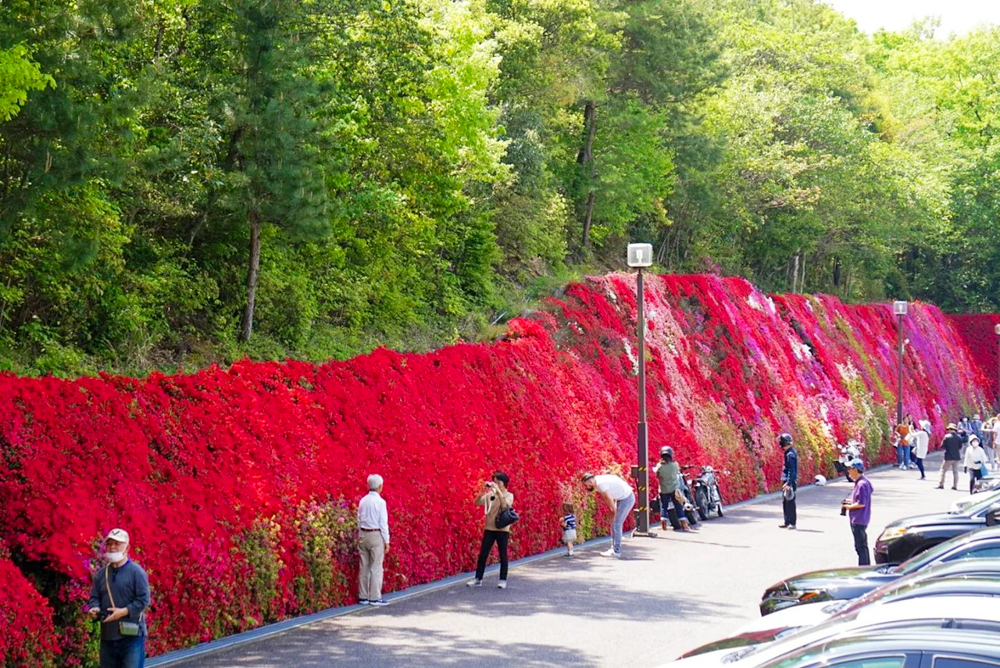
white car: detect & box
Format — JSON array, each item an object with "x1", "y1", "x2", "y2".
[
  {"x1": 665, "y1": 595, "x2": 1000, "y2": 668},
  {"x1": 735, "y1": 558, "x2": 1000, "y2": 636}
]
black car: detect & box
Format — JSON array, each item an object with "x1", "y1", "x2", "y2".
[
  {"x1": 874, "y1": 489, "x2": 1000, "y2": 564},
  {"x1": 755, "y1": 627, "x2": 1000, "y2": 668},
  {"x1": 759, "y1": 525, "x2": 1000, "y2": 615}
]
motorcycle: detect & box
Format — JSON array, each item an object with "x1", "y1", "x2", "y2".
[
  {"x1": 682, "y1": 464, "x2": 725, "y2": 520},
  {"x1": 833, "y1": 439, "x2": 862, "y2": 482}
]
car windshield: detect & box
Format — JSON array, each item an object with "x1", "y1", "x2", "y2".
[{"x1": 896, "y1": 536, "x2": 975, "y2": 575}]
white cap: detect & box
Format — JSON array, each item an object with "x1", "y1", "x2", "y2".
[{"x1": 105, "y1": 528, "x2": 129, "y2": 544}]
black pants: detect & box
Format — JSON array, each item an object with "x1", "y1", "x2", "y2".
[
  {"x1": 851, "y1": 523, "x2": 870, "y2": 566},
  {"x1": 782, "y1": 495, "x2": 797, "y2": 527},
  {"x1": 475, "y1": 530, "x2": 509, "y2": 581},
  {"x1": 914, "y1": 456, "x2": 925, "y2": 478},
  {"x1": 970, "y1": 466, "x2": 983, "y2": 494}
]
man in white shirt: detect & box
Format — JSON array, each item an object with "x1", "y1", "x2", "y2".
[
  {"x1": 582, "y1": 473, "x2": 635, "y2": 558},
  {"x1": 357, "y1": 474, "x2": 390, "y2": 606}
]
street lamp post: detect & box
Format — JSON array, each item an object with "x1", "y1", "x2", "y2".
[
  {"x1": 627, "y1": 243, "x2": 653, "y2": 536},
  {"x1": 893, "y1": 301, "x2": 908, "y2": 426},
  {"x1": 994, "y1": 323, "x2": 1000, "y2": 409}
]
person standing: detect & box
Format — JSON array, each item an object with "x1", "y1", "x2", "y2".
[
  {"x1": 964, "y1": 436, "x2": 987, "y2": 495},
  {"x1": 894, "y1": 420, "x2": 912, "y2": 469},
  {"x1": 654, "y1": 446, "x2": 690, "y2": 532},
  {"x1": 937, "y1": 423, "x2": 964, "y2": 490},
  {"x1": 912, "y1": 425, "x2": 929, "y2": 480},
  {"x1": 468, "y1": 472, "x2": 514, "y2": 588},
  {"x1": 357, "y1": 473, "x2": 390, "y2": 606},
  {"x1": 778, "y1": 433, "x2": 798, "y2": 530},
  {"x1": 841, "y1": 460, "x2": 873, "y2": 566},
  {"x1": 990, "y1": 415, "x2": 1000, "y2": 471},
  {"x1": 87, "y1": 528, "x2": 151, "y2": 668},
  {"x1": 582, "y1": 472, "x2": 635, "y2": 558}
]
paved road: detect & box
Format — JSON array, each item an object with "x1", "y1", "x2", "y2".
[{"x1": 179, "y1": 453, "x2": 980, "y2": 667}]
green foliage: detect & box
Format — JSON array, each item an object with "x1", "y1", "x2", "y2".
[{"x1": 3, "y1": 0, "x2": 1000, "y2": 376}]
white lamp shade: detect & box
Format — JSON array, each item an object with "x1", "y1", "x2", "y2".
[
  {"x1": 627, "y1": 243, "x2": 654, "y2": 268},
  {"x1": 994, "y1": 324, "x2": 1000, "y2": 336},
  {"x1": 893, "y1": 300, "x2": 908, "y2": 316}
]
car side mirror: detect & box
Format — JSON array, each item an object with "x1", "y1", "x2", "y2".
[{"x1": 987, "y1": 504, "x2": 1000, "y2": 527}]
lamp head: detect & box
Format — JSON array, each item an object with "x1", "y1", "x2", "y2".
[
  {"x1": 893, "y1": 300, "x2": 908, "y2": 316},
  {"x1": 994, "y1": 323, "x2": 1000, "y2": 336},
  {"x1": 627, "y1": 243, "x2": 653, "y2": 268}
]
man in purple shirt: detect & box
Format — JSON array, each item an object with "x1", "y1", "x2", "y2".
[{"x1": 842, "y1": 459, "x2": 873, "y2": 566}]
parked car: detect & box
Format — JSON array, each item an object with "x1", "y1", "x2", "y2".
[
  {"x1": 740, "y1": 559, "x2": 1000, "y2": 637},
  {"x1": 874, "y1": 489, "x2": 1000, "y2": 564},
  {"x1": 759, "y1": 525, "x2": 1000, "y2": 615},
  {"x1": 668, "y1": 596, "x2": 1000, "y2": 668},
  {"x1": 751, "y1": 627, "x2": 1000, "y2": 668},
  {"x1": 688, "y1": 565, "x2": 1000, "y2": 658}
]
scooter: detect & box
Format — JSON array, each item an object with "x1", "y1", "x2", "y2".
[
  {"x1": 833, "y1": 439, "x2": 862, "y2": 482},
  {"x1": 682, "y1": 465, "x2": 725, "y2": 520}
]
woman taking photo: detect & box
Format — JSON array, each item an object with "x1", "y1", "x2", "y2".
[{"x1": 467, "y1": 472, "x2": 514, "y2": 589}]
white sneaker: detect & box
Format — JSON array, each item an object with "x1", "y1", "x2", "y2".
[
  {"x1": 600, "y1": 548, "x2": 621, "y2": 558},
  {"x1": 466, "y1": 579, "x2": 482, "y2": 587},
  {"x1": 497, "y1": 580, "x2": 507, "y2": 589}
]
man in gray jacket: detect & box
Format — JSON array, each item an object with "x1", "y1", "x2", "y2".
[{"x1": 87, "y1": 528, "x2": 151, "y2": 668}]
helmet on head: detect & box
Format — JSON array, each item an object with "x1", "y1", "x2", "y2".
[
  {"x1": 659, "y1": 446, "x2": 674, "y2": 459},
  {"x1": 778, "y1": 433, "x2": 793, "y2": 447}
]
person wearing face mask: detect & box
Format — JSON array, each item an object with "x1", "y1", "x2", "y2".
[{"x1": 87, "y1": 528, "x2": 151, "y2": 668}]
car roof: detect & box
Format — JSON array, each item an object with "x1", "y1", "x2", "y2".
[
  {"x1": 885, "y1": 576, "x2": 1000, "y2": 601},
  {"x1": 726, "y1": 596, "x2": 1000, "y2": 666},
  {"x1": 758, "y1": 628, "x2": 1000, "y2": 668}
]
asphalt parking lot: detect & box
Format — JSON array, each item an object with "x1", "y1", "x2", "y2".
[{"x1": 173, "y1": 452, "x2": 979, "y2": 667}]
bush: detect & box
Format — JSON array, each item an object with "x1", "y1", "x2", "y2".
[{"x1": 0, "y1": 273, "x2": 991, "y2": 663}]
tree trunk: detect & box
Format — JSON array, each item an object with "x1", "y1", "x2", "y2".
[
  {"x1": 577, "y1": 100, "x2": 597, "y2": 253},
  {"x1": 791, "y1": 253, "x2": 800, "y2": 292},
  {"x1": 239, "y1": 209, "x2": 262, "y2": 343},
  {"x1": 581, "y1": 191, "x2": 595, "y2": 252}
]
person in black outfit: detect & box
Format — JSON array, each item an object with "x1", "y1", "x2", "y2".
[
  {"x1": 778, "y1": 433, "x2": 798, "y2": 529},
  {"x1": 936, "y1": 423, "x2": 964, "y2": 490}
]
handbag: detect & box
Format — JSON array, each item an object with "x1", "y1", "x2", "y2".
[
  {"x1": 981, "y1": 463, "x2": 990, "y2": 478},
  {"x1": 103, "y1": 565, "x2": 142, "y2": 637},
  {"x1": 494, "y1": 499, "x2": 519, "y2": 529}
]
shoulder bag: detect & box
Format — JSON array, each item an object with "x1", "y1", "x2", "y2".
[
  {"x1": 494, "y1": 496, "x2": 519, "y2": 529},
  {"x1": 104, "y1": 565, "x2": 142, "y2": 637}
]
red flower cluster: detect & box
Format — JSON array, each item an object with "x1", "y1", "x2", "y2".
[
  {"x1": 0, "y1": 273, "x2": 992, "y2": 664},
  {"x1": 0, "y1": 554, "x2": 58, "y2": 665},
  {"x1": 947, "y1": 314, "x2": 1000, "y2": 401}
]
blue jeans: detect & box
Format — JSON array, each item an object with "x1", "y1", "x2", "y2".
[
  {"x1": 896, "y1": 444, "x2": 911, "y2": 467},
  {"x1": 100, "y1": 635, "x2": 145, "y2": 668},
  {"x1": 612, "y1": 493, "x2": 635, "y2": 553}
]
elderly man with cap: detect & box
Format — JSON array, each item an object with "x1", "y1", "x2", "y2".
[
  {"x1": 841, "y1": 460, "x2": 873, "y2": 566},
  {"x1": 357, "y1": 473, "x2": 390, "y2": 606},
  {"x1": 87, "y1": 528, "x2": 151, "y2": 668},
  {"x1": 937, "y1": 423, "x2": 964, "y2": 490}
]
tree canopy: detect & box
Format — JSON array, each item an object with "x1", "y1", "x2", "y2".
[{"x1": 1, "y1": 0, "x2": 998, "y2": 375}]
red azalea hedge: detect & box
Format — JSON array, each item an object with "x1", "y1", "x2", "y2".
[
  {"x1": 0, "y1": 273, "x2": 993, "y2": 664},
  {"x1": 947, "y1": 314, "x2": 1000, "y2": 403}
]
